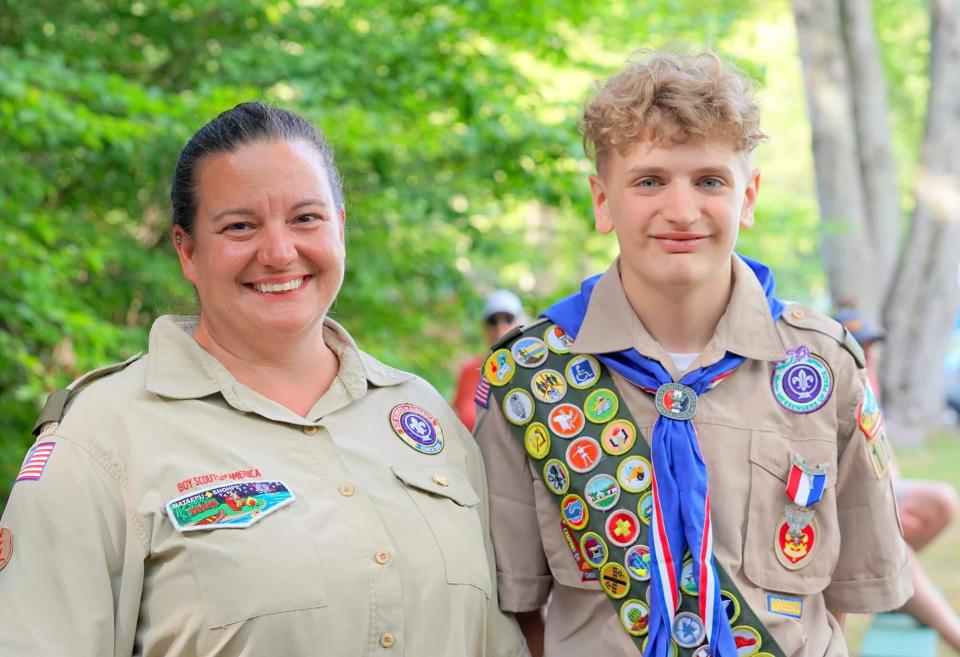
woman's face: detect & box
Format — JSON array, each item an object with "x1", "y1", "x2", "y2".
[{"x1": 174, "y1": 139, "x2": 345, "y2": 344}]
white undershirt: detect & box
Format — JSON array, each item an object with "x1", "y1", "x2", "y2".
[{"x1": 668, "y1": 352, "x2": 701, "y2": 373}]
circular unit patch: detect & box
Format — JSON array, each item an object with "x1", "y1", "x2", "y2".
[
  {"x1": 512, "y1": 336, "x2": 548, "y2": 369},
  {"x1": 617, "y1": 455, "x2": 652, "y2": 493},
  {"x1": 721, "y1": 589, "x2": 741, "y2": 623},
  {"x1": 531, "y1": 369, "x2": 567, "y2": 404},
  {"x1": 680, "y1": 559, "x2": 699, "y2": 596},
  {"x1": 544, "y1": 324, "x2": 575, "y2": 354},
  {"x1": 542, "y1": 459, "x2": 570, "y2": 496},
  {"x1": 0, "y1": 527, "x2": 13, "y2": 572},
  {"x1": 560, "y1": 494, "x2": 589, "y2": 530},
  {"x1": 672, "y1": 611, "x2": 706, "y2": 649},
  {"x1": 637, "y1": 491, "x2": 653, "y2": 525},
  {"x1": 775, "y1": 513, "x2": 819, "y2": 570},
  {"x1": 548, "y1": 403, "x2": 585, "y2": 438},
  {"x1": 390, "y1": 404, "x2": 444, "y2": 455},
  {"x1": 523, "y1": 422, "x2": 551, "y2": 459},
  {"x1": 601, "y1": 419, "x2": 637, "y2": 456},
  {"x1": 619, "y1": 599, "x2": 650, "y2": 637},
  {"x1": 565, "y1": 354, "x2": 601, "y2": 389},
  {"x1": 655, "y1": 382, "x2": 698, "y2": 420},
  {"x1": 584, "y1": 388, "x2": 619, "y2": 424},
  {"x1": 771, "y1": 345, "x2": 833, "y2": 414},
  {"x1": 584, "y1": 473, "x2": 621, "y2": 511},
  {"x1": 483, "y1": 348, "x2": 516, "y2": 387},
  {"x1": 600, "y1": 562, "x2": 631, "y2": 599},
  {"x1": 732, "y1": 625, "x2": 762, "y2": 656},
  {"x1": 579, "y1": 531, "x2": 609, "y2": 569},
  {"x1": 565, "y1": 437, "x2": 602, "y2": 474},
  {"x1": 605, "y1": 509, "x2": 640, "y2": 548},
  {"x1": 502, "y1": 388, "x2": 535, "y2": 426},
  {"x1": 624, "y1": 544, "x2": 652, "y2": 581}
]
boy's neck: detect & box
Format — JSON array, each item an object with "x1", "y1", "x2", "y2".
[{"x1": 619, "y1": 258, "x2": 735, "y2": 354}]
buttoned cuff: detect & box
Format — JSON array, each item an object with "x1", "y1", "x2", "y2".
[
  {"x1": 497, "y1": 571, "x2": 553, "y2": 613},
  {"x1": 822, "y1": 558, "x2": 912, "y2": 613}
]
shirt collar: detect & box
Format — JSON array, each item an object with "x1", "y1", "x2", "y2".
[{"x1": 571, "y1": 255, "x2": 786, "y2": 366}]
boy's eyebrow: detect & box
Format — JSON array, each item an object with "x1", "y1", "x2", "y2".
[{"x1": 623, "y1": 165, "x2": 736, "y2": 178}]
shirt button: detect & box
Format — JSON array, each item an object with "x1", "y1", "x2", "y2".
[
  {"x1": 379, "y1": 632, "x2": 396, "y2": 648},
  {"x1": 431, "y1": 474, "x2": 449, "y2": 487},
  {"x1": 375, "y1": 550, "x2": 391, "y2": 565},
  {"x1": 302, "y1": 425, "x2": 319, "y2": 435},
  {"x1": 338, "y1": 484, "x2": 356, "y2": 497},
  {"x1": 791, "y1": 308, "x2": 805, "y2": 320}
]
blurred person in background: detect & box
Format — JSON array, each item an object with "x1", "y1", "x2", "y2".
[
  {"x1": 837, "y1": 306, "x2": 960, "y2": 653},
  {"x1": 452, "y1": 289, "x2": 524, "y2": 430}
]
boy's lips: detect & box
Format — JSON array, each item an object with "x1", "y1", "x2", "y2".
[{"x1": 651, "y1": 232, "x2": 709, "y2": 252}]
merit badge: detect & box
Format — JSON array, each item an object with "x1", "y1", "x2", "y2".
[
  {"x1": 580, "y1": 531, "x2": 609, "y2": 568},
  {"x1": 601, "y1": 419, "x2": 637, "y2": 456},
  {"x1": 785, "y1": 455, "x2": 828, "y2": 507},
  {"x1": 693, "y1": 647, "x2": 712, "y2": 657},
  {"x1": 473, "y1": 377, "x2": 490, "y2": 409},
  {"x1": 585, "y1": 473, "x2": 621, "y2": 511},
  {"x1": 655, "y1": 383, "x2": 698, "y2": 420},
  {"x1": 166, "y1": 480, "x2": 294, "y2": 532},
  {"x1": 767, "y1": 593, "x2": 803, "y2": 619},
  {"x1": 524, "y1": 422, "x2": 551, "y2": 459},
  {"x1": 732, "y1": 625, "x2": 762, "y2": 656},
  {"x1": 775, "y1": 504, "x2": 819, "y2": 570},
  {"x1": 625, "y1": 544, "x2": 652, "y2": 581},
  {"x1": 565, "y1": 437, "x2": 602, "y2": 474},
  {"x1": 620, "y1": 599, "x2": 651, "y2": 636},
  {"x1": 561, "y1": 494, "x2": 590, "y2": 530},
  {"x1": 548, "y1": 403, "x2": 585, "y2": 438},
  {"x1": 483, "y1": 348, "x2": 516, "y2": 387},
  {"x1": 771, "y1": 346, "x2": 833, "y2": 414},
  {"x1": 561, "y1": 523, "x2": 599, "y2": 581},
  {"x1": 566, "y1": 355, "x2": 601, "y2": 389},
  {"x1": 617, "y1": 455, "x2": 652, "y2": 493},
  {"x1": 0, "y1": 527, "x2": 13, "y2": 572},
  {"x1": 680, "y1": 558, "x2": 699, "y2": 596},
  {"x1": 390, "y1": 403, "x2": 445, "y2": 454},
  {"x1": 543, "y1": 459, "x2": 571, "y2": 495},
  {"x1": 600, "y1": 561, "x2": 631, "y2": 599},
  {"x1": 672, "y1": 611, "x2": 706, "y2": 648},
  {"x1": 16, "y1": 441, "x2": 56, "y2": 482},
  {"x1": 584, "y1": 388, "x2": 619, "y2": 424},
  {"x1": 637, "y1": 491, "x2": 654, "y2": 525},
  {"x1": 544, "y1": 324, "x2": 575, "y2": 354},
  {"x1": 868, "y1": 429, "x2": 892, "y2": 478},
  {"x1": 721, "y1": 589, "x2": 741, "y2": 623},
  {"x1": 531, "y1": 369, "x2": 567, "y2": 404},
  {"x1": 502, "y1": 388, "x2": 535, "y2": 426},
  {"x1": 512, "y1": 336, "x2": 548, "y2": 368},
  {"x1": 605, "y1": 509, "x2": 641, "y2": 548},
  {"x1": 858, "y1": 383, "x2": 882, "y2": 438}
]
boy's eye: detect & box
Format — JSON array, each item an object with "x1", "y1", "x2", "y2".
[
  {"x1": 699, "y1": 177, "x2": 724, "y2": 188},
  {"x1": 636, "y1": 178, "x2": 660, "y2": 188}
]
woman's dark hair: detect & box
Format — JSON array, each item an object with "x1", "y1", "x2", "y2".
[{"x1": 171, "y1": 102, "x2": 344, "y2": 232}]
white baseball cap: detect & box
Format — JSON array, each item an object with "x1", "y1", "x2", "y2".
[{"x1": 482, "y1": 289, "x2": 523, "y2": 321}]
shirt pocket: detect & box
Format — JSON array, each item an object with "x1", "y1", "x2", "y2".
[
  {"x1": 743, "y1": 430, "x2": 839, "y2": 595},
  {"x1": 391, "y1": 465, "x2": 492, "y2": 597},
  {"x1": 181, "y1": 506, "x2": 328, "y2": 628}
]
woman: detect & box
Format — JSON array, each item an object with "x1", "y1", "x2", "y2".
[{"x1": 0, "y1": 103, "x2": 528, "y2": 657}]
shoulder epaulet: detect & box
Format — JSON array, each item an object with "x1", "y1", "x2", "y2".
[
  {"x1": 780, "y1": 304, "x2": 865, "y2": 369},
  {"x1": 32, "y1": 353, "x2": 143, "y2": 436},
  {"x1": 490, "y1": 317, "x2": 551, "y2": 352}
]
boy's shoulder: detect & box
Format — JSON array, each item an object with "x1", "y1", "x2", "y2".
[{"x1": 777, "y1": 303, "x2": 865, "y2": 369}]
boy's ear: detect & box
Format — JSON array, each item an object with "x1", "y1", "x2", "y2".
[
  {"x1": 590, "y1": 174, "x2": 614, "y2": 234},
  {"x1": 740, "y1": 168, "x2": 761, "y2": 229}
]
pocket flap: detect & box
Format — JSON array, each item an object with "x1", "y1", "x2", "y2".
[
  {"x1": 749, "y1": 434, "x2": 837, "y2": 487},
  {"x1": 391, "y1": 465, "x2": 481, "y2": 507}
]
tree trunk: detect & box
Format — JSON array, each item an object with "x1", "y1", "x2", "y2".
[{"x1": 881, "y1": 0, "x2": 960, "y2": 443}]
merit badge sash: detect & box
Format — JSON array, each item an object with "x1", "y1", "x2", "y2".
[
  {"x1": 484, "y1": 321, "x2": 787, "y2": 657},
  {"x1": 166, "y1": 480, "x2": 294, "y2": 532}
]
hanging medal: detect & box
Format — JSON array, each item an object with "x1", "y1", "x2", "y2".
[{"x1": 776, "y1": 456, "x2": 827, "y2": 569}]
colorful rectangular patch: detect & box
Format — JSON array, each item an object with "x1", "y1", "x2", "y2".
[
  {"x1": 767, "y1": 593, "x2": 803, "y2": 618},
  {"x1": 474, "y1": 377, "x2": 491, "y2": 409},
  {"x1": 16, "y1": 441, "x2": 56, "y2": 482},
  {"x1": 560, "y1": 523, "x2": 599, "y2": 581},
  {"x1": 165, "y1": 480, "x2": 294, "y2": 532},
  {"x1": 868, "y1": 430, "x2": 891, "y2": 479},
  {"x1": 858, "y1": 384, "x2": 882, "y2": 439}
]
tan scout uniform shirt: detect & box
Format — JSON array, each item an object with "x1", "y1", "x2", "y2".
[
  {"x1": 476, "y1": 256, "x2": 911, "y2": 657},
  {"x1": 0, "y1": 316, "x2": 528, "y2": 657}
]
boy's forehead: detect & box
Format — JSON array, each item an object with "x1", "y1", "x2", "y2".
[{"x1": 604, "y1": 135, "x2": 751, "y2": 175}]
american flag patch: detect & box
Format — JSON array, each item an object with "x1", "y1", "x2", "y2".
[
  {"x1": 474, "y1": 377, "x2": 491, "y2": 409},
  {"x1": 16, "y1": 442, "x2": 56, "y2": 482}
]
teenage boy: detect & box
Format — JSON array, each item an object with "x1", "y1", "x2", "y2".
[{"x1": 474, "y1": 52, "x2": 911, "y2": 657}]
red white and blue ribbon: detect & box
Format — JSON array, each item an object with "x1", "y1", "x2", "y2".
[
  {"x1": 785, "y1": 459, "x2": 827, "y2": 507},
  {"x1": 544, "y1": 254, "x2": 784, "y2": 657}
]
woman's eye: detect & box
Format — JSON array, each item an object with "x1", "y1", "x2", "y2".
[
  {"x1": 294, "y1": 213, "x2": 323, "y2": 224},
  {"x1": 224, "y1": 222, "x2": 253, "y2": 232}
]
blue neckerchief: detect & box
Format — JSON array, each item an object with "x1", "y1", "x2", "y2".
[{"x1": 543, "y1": 254, "x2": 784, "y2": 657}]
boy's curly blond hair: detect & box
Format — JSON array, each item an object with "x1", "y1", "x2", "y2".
[{"x1": 582, "y1": 51, "x2": 767, "y2": 174}]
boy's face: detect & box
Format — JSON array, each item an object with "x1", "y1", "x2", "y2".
[{"x1": 589, "y1": 137, "x2": 760, "y2": 297}]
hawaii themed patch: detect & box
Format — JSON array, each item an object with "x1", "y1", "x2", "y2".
[
  {"x1": 772, "y1": 346, "x2": 833, "y2": 414},
  {"x1": 390, "y1": 403, "x2": 445, "y2": 454},
  {"x1": 858, "y1": 383, "x2": 882, "y2": 438},
  {"x1": 166, "y1": 481, "x2": 294, "y2": 532}
]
